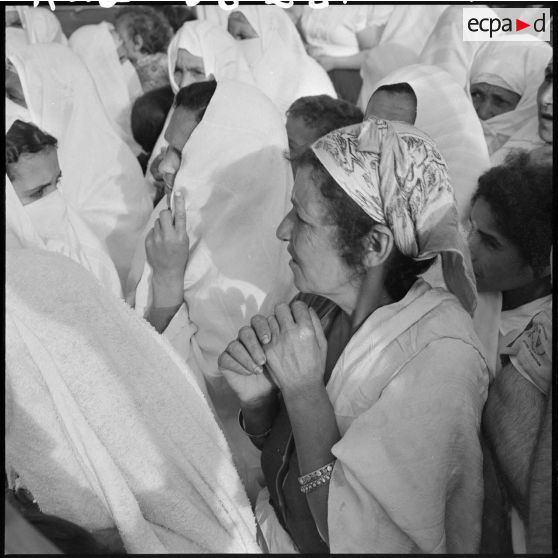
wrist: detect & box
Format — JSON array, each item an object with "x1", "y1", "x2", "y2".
[
  {"x1": 282, "y1": 379, "x2": 326, "y2": 404},
  {"x1": 151, "y1": 272, "x2": 184, "y2": 308}
]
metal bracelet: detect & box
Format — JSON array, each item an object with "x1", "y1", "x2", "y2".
[{"x1": 238, "y1": 410, "x2": 272, "y2": 440}]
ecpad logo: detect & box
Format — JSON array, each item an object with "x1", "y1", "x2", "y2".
[{"x1": 463, "y1": 7, "x2": 550, "y2": 42}]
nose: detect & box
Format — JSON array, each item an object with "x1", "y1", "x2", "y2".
[
  {"x1": 540, "y1": 83, "x2": 553, "y2": 107},
  {"x1": 276, "y1": 209, "x2": 294, "y2": 241},
  {"x1": 475, "y1": 99, "x2": 494, "y2": 121}
]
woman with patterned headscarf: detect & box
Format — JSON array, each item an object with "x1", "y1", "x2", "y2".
[{"x1": 218, "y1": 118, "x2": 490, "y2": 553}]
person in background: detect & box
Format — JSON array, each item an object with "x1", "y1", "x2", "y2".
[
  {"x1": 286, "y1": 95, "x2": 363, "y2": 175},
  {"x1": 6, "y1": 119, "x2": 122, "y2": 298},
  {"x1": 5, "y1": 4, "x2": 67, "y2": 45},
  {"x1": 219, "y1": 118, "x2": 488, "y2": 553},
  {"x1": 114, "y1": 6, "x2": 173, "y2": 92},
  {"x1": 491, "y1": 59, "x2": 553, "y2": 166},
  {"x1": 469, "y1": 40, "x2": 552, "y2": 155},
  {"x1": 131, "y1": 85, "x2": 175, "y2": 184},
  {"x1": 466, "y1": 151, "x2": 552, "y2": 554},
  {"x1": 153, "y1": 5, "x2": 196, "y2": 32},
  {"x1": 294, "y1": 4, "x2": 395, "y2": 104},
  {"x1": 69, "y1": 22, "x2": 144, "y2": 156},
  {"x1": 365, "y1": 65, "x2": 491, "y2": 220},
  {"x1": 222, "y1": 5, "x2": 338, "y2": 116}
]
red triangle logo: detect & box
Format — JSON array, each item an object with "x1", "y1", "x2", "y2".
[{"x1": 516, "y1": 19, "x2": 530, "y2": 32}]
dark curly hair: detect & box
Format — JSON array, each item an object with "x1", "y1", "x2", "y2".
[
  {"x1": 115, "y1": 6, "x2": 173, "y2": 55},
  {"x1": 472, "y1": 150, "x2": 552, "y2": 276},
  {"x1": 287, "y1": 95, "x2": 363, "y2": 137},
  {"x1": 152, "y1": 5, "x2": 196, "y2": 32},
  {"x1": 296, "y1": 149, "x2": 435, "y2": 302},
  {"x1": 6, "y1": 120, "x2": 58, "y2": 179}
]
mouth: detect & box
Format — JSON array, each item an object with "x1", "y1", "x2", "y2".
[
  {"x1": 287, "y1": 246, "x2": 298, "y2": 264},
  {"x1": 539, "y1": 113, "x2": 553, "y2": 121}
]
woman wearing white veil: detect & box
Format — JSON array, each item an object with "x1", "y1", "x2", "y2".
[
  {"x1": 69, "y1": 22, "x2": 144, "y2": 156},
  {"x1": 6, "y1": 43, "x2": 153, "y2": 286},
  {"x1": 127, "y1": 80, "x2": 295, "y2": 501}
]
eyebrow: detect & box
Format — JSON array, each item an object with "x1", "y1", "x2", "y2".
[{"x1": 28, "y1": 170, "x2": 62, "y2": 194}]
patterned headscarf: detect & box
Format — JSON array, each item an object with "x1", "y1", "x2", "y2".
[{"x1": 312, "y1": 117, "x2": 477, "y2": 315}]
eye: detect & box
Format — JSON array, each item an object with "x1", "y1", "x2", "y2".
[{"x1": 29, "y1": 186, "x2": 48, "y2": 201}]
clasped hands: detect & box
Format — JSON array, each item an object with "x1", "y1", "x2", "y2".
[{"x1": 219, "y1": 301, "x2": 328, "y2": 402}]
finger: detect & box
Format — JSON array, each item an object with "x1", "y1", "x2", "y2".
[
  {"x1": 250, "y1": 314, "x2": 272, "y2": 344},
  {"x1": 227, "y1": 340, "x2": 263, "y2": 375},
  {"x1": 145, "y1": 228, "x2": 155, "y2": 249},
  {"x1": 158, "y1": 208, "x2": 174, "y2": 233},
  {"x1": 173, "y1": 191, "x2": 187, "y2": 233},
  {"x1": 238, "y1": 326, "x2": 267, "y2": 366},
  {"x1": 218, "y1": 351, "x2": 254, "y2": 377},
  {"x1": 153, "y1": 218, "x2": 162, "y2": 240},
  {"x1": 309, "y1": 307, "x2": 328, "y2": 352},
  {"x1": 290, "y1": 300, "x2": 312, "y2": 327},
  {"x1": 275, "y1": 303, "x2": 294, "y2": 330},
  {"x1": 267, "y1": 315, "x2": 280, "y2": 340}
]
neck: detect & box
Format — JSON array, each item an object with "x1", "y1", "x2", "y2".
[
  {"x1": 329, "y1": 269, "x2": 393, "y2": 334},
  {"x1": 502, "y1": 277, "x2": 552, "y2": 311}
]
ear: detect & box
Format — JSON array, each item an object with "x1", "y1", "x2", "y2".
[
  {"x1": 133, "y1": 34, "x2": 144, "y2": 52},
  {"x1": 361, "y1": 224, "x2": 394, "y2": 269}
]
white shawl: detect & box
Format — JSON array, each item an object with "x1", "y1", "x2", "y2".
[
  {"x1": 326, "y1": 281, "x2": 489, "y2": 552},
  {"x1": 12, "y1": 5, "x2": 67, "y2": 45},
  {"x1": 5, "y1": 175, "x2": 122, "y2": 299},
  {"x1": 419, "y1": 5, "x2": 496, "y2": 91},
  {"x1": 358, "y1": 5, "x2": 449, "y2": 109},
  {"x1": 6, "y1": 248, "x2": 260, "y2": 554},
  {"x1": 7, "y1": 43, "x2": 153, "y2": 286},
  {"x1": 229, "y1": 6, "x2": 337, "y2": 116},
  {"x1": 470, "y1": 41, "x2": 552, "y2": 154},
  {"x1": 489, "y1": 117, "x2": 547, "y2": 166},
  {"x1": 146, "y1": 20, "x2": 255, "y2": 189},
  {"x1": 128, "y1": 80, "x2": 294, "y2": 381},
  {"x1": 369, "y1": 64, "x2": 491, "y2": 220},
  {"x1": 69, "y1": 22, "x2": 143, "y2": 156}
]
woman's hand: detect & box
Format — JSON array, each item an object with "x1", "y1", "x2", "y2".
[
  {"x1": 146, "y1": 191, "x2": 189, "y2": 301},
  {"x1": 218, "y1": 315, "x2": 278, "y2": 407},
  {"x1": 263, "y1": 301, "x2": 328, "y2": 397}
]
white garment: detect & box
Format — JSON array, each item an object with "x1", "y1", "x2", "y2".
[
  {"x1": 146, "y1": 20, "x2": 256, "y2": 191},
  {"x1": 257, "y1": 281, "x2": 489, "y2": 553},
  {"x1": 230, "y1": 6, "x2": 337, "y2": 117},
  {"x1": 5, "y1": 248, "x2": 260, "y2": 554},
  {"x1": 470, "y1": 41, "x2": 552, "y2": 154},
  {"x1": 5, "y1": 176, "x2": 122, "y2": 298},
  {"x1": 419, "y1": 5, "x2": 496, "y2": 91},
  {"x1": 490, "y1": 116, "x2": 547, "y2": 166},
  {"x1": 299, "y1": 5, "x2": 394, "y2": 57},
  {"x1": 127, "y1": 80, "x2": 295, "y2": 501},
  {"x1": 129, "y1": 79, "x2": 294, "y2": 377},
  {"x1": 167, "y1": 19, "x2": 255, "y2": 94},
  {"x1": 12, "y1": 6, "x2": 67, "y2": 45},
  {"x1": 369, "y1": 64, "x2": 491, "y2": 220},
  {"x1": 69, "y1": 22, "x2": 143, "y2": 156},
  {"x1": 7, "y1": 43, "x2": 153, "y2": 286},
  {"x1": 358, "y1": 5, "x2": 448, "y2": 108}
]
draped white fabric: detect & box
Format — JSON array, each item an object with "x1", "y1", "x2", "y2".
[
  {"x1": 14, "y1": 5, "x2": 68, "y2": 45},
  {"x1": 358, "y1": 5, "x2": 449, "y2": 109},
  {"x1": 470, "y1": 41, "x2": 552, "y2": 154},
  {"x1": 7, "y1": 43, "x2": 153, "y2": 286},
  {"x1": 69, "y1": 22, "x2": 143, "y2": 156},
  {"x1": 5, "y1": 175, "x2": 122, "y2": 299},
  {"x1": 227, "y1": 6, "x2": 338, "y2": 116},
  {"x1": 6, "y1": 248, "x2": 260, "y2": 554}
]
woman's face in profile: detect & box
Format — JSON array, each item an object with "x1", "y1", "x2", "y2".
[{"x1": 227, "y1": 12, "x2": 258, "y2": 41}]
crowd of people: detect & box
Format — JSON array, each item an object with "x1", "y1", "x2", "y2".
[{"x1": 4, "y1": 3, "x2": 553, "y2": 554}]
